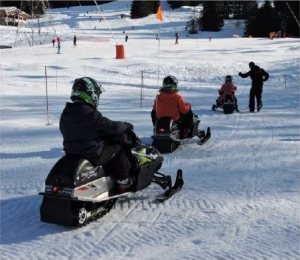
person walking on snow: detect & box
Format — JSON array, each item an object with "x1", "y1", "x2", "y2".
[
  {"x1": 239, "y1": 62, "x2": 269, "y2": 112},
  {"x1": 57, "y1": 41, "x2": 61, "y2": 54},
  {"x1": 73, "y1": 35, "x2": 77, "y2": 46},
  {"x1": 175, "y1": 33, "x2": 179, "y2": 44}
]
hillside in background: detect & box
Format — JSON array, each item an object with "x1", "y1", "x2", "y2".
[{"x1": 1, "y1": 1, "x2": 299, "y2": 260}]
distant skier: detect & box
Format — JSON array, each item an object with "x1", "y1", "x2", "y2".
[
  {"x1": 57, "y1": 41, "x2": 61, "y2": 54},
  {"x1": 73, "y1": 35, "x2": 77, "y2": 47},
  {"x1": 175, "y1": 32, "x2": 179, "y2": 44},
  {"x1": 239, "y1": 62, "x2": 269, "y2": 112},
  {"x1": 52, "y1": 39, "x2": 55, "y2": 47},
  {"x1": 125, "y1": 35, "x2": 128, "y2": 42}
]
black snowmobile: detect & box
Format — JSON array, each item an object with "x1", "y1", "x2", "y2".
[
  {"x1": 39, "y1": 133, "x2": 183, "y2": 227},
  {"x1": 151, "y1": 114, "x2": 211, "y2": 154},
  {"x1": 212, "y1": 94, "x2": 239, "y2": 114}
]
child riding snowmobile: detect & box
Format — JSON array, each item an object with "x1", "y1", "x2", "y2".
[
  {"x1": 39, "y1": 77, "x2": 184, "y2": 227},
  {"x1": 151, "y1": 75, "x2": 211, "y2": 153},
  {"x1": 212, "y1": 75, "x2": 239, "y2": 114}
]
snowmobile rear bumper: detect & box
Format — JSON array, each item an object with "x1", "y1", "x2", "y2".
[
  {"x1": 40, "y1": 195, "x2": 74, "y2": 226},
  {"x1": 152, "y1": 136, "x2": 180, "y2": 154}
]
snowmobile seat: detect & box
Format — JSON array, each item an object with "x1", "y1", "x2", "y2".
[{"x1": 45, "y1": 155, "x2": 107, "y2": 188}]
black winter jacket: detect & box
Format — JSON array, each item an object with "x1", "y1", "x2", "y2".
[
  {"x1": 60, "y1": 102, "x2": 128, "y2": 160},
  {"x1": 239, "y1": 65, "x2": 269, "y2": 88}
]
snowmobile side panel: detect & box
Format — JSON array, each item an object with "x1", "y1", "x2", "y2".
[
  {"x1": 45, "y1": 155, "x2": 107, "y2": 188},
  {"x1": 134, "y1": 157, "x2": 163, "y2": 192}
]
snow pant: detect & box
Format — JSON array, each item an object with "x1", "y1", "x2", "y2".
[
  {"x1": 249, "y1": 85, "x2": 263, "y2": 112},
  {"x1": 92, "y1": 144, "x2": 131, "y2": 181},
  {"x1": 179, "y1": 109, "x2": 194, "y2": 130}
]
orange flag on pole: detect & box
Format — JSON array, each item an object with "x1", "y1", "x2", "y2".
[{"x1": 156, "y1": 5, "x2": 163, "y2": 21}]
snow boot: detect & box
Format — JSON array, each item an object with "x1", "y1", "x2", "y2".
[{"x1": 117, "y1": 178, "x2": 134, "y2": 194}]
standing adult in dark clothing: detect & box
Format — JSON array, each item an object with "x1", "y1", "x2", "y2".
[
  {"x1": 59, "y1": 77, "x2": 135, "y2": 192},
  {"x1": 239, "y1": 62, "x2": 269, "y2": 112},
  {"x1": 73, "y1": 35, "x2": 77, "y2": 46}
]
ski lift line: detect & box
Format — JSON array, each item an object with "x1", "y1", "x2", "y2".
[
  {"x1": 93, "y1": 0, "x2": 118, "y2": 45},
  {"x1": 286, "y1": 3, "x2": 300, "y2": 27}
]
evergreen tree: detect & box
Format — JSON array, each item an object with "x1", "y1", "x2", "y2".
[
  {"x1": 199, "y1": 1, "x2": 224, "y2": 32},
  {"x1": 167, "y1": 1, "x2": 190, "y2": 9},
  {"x1": 274, "y1": 1, "x2": 299, "y2": 37},
  {"x1": 130, "y1": 1, "x2": 160, "y2": 19},
  {"x1": 186, "y1": 6, "x2": 198, "y2": 34},
  {"x1": 243, "y1": 2, "x2": 259, "y2": 37}
]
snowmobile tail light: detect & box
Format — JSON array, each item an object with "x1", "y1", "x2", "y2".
[
  {"x1": 77, "y1": 186, "x2": 89, "y2": 191},
  {"x1": 158, "y1": 128, "x2": 165, "y2": 132},
  {"x1": 52, "y1": 186, "x2": 59, "y2": 194}
]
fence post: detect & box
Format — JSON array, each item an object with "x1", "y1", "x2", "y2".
[
  {"x1": 140, "y1": 70, "x2": 144, "y2": 109},
  {"x1": 45, "y1": 66, "x2": 51, "y2": 125}
]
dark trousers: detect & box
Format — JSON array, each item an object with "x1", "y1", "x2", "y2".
[
  {"x1": 93, "y1": 144, "x2": 131, "y2": 181},
  {"x1": 249, "y1": 86, "x2": 263, "y2": 112}
]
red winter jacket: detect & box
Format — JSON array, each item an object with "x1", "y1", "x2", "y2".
[
  {"x1": 152, "y1": 92, "x2": 190, "y2": 121},
  {"x1": 219, "y1": 82, "x2": 237, "y2": 97}
]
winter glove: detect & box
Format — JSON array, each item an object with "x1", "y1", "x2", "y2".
[{"x1": 238, "y1": 72, "x2": 242, "y2": 77}]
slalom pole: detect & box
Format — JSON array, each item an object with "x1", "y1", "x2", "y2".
[
  {"x1": 140, "y1": 70, "x2": 144, "y2": 109},
  {"x1": 45, "y1": 66, "x2": 50, "y2": 125},
  {"x1": 157, "y1": 24, "x2": 161, "y2": 87}
]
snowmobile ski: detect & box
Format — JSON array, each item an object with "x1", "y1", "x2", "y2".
[
  {"x1": 198, "y1": 127, "x2": 211, "y2": 145},
  {"x1": 157, "y1": 169, "x2": 184, "y2": 202}
]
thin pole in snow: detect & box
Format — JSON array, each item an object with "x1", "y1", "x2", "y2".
[
  {"x1": 93, "y1": 0, "x2": 118, "y2": 45},
  {"x1": 286, "y1": 3, "x2": 300, "y2": 28},
  {"x1": 140, "y1": 70, "x2": 144, "y2": 109},
  {"x1": 157, "y1": 24, "x2": 161, "y2": 88},
  {"x1": 45, "y1": 66, "x2": 51, "y2": 125},
  {"x1": 56, "y1": 68, "x2": 57, "y2": 90}
]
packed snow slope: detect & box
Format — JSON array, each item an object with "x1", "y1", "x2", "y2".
[{"x1": 1, "y1": 1, "x2": 300, "y2": 260}]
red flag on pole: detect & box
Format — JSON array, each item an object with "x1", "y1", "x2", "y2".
[{"x1": 156, "y1": 5, "x2": 163, "y2": 21}]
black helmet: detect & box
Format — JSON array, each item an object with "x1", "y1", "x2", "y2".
[
  {"x1": 225, "y1": 75, "x2": 232, "y2": 83},
  {"x1": 71, "y1": 77, "x2": 104, "y2": 108},
  {"x1": 161, "y1": 75, "x2": 178, "y2": 92}
]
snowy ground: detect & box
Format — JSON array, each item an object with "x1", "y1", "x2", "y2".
[{"x1": 1, "y1": 1, "x2": 300, "y2": 260}]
